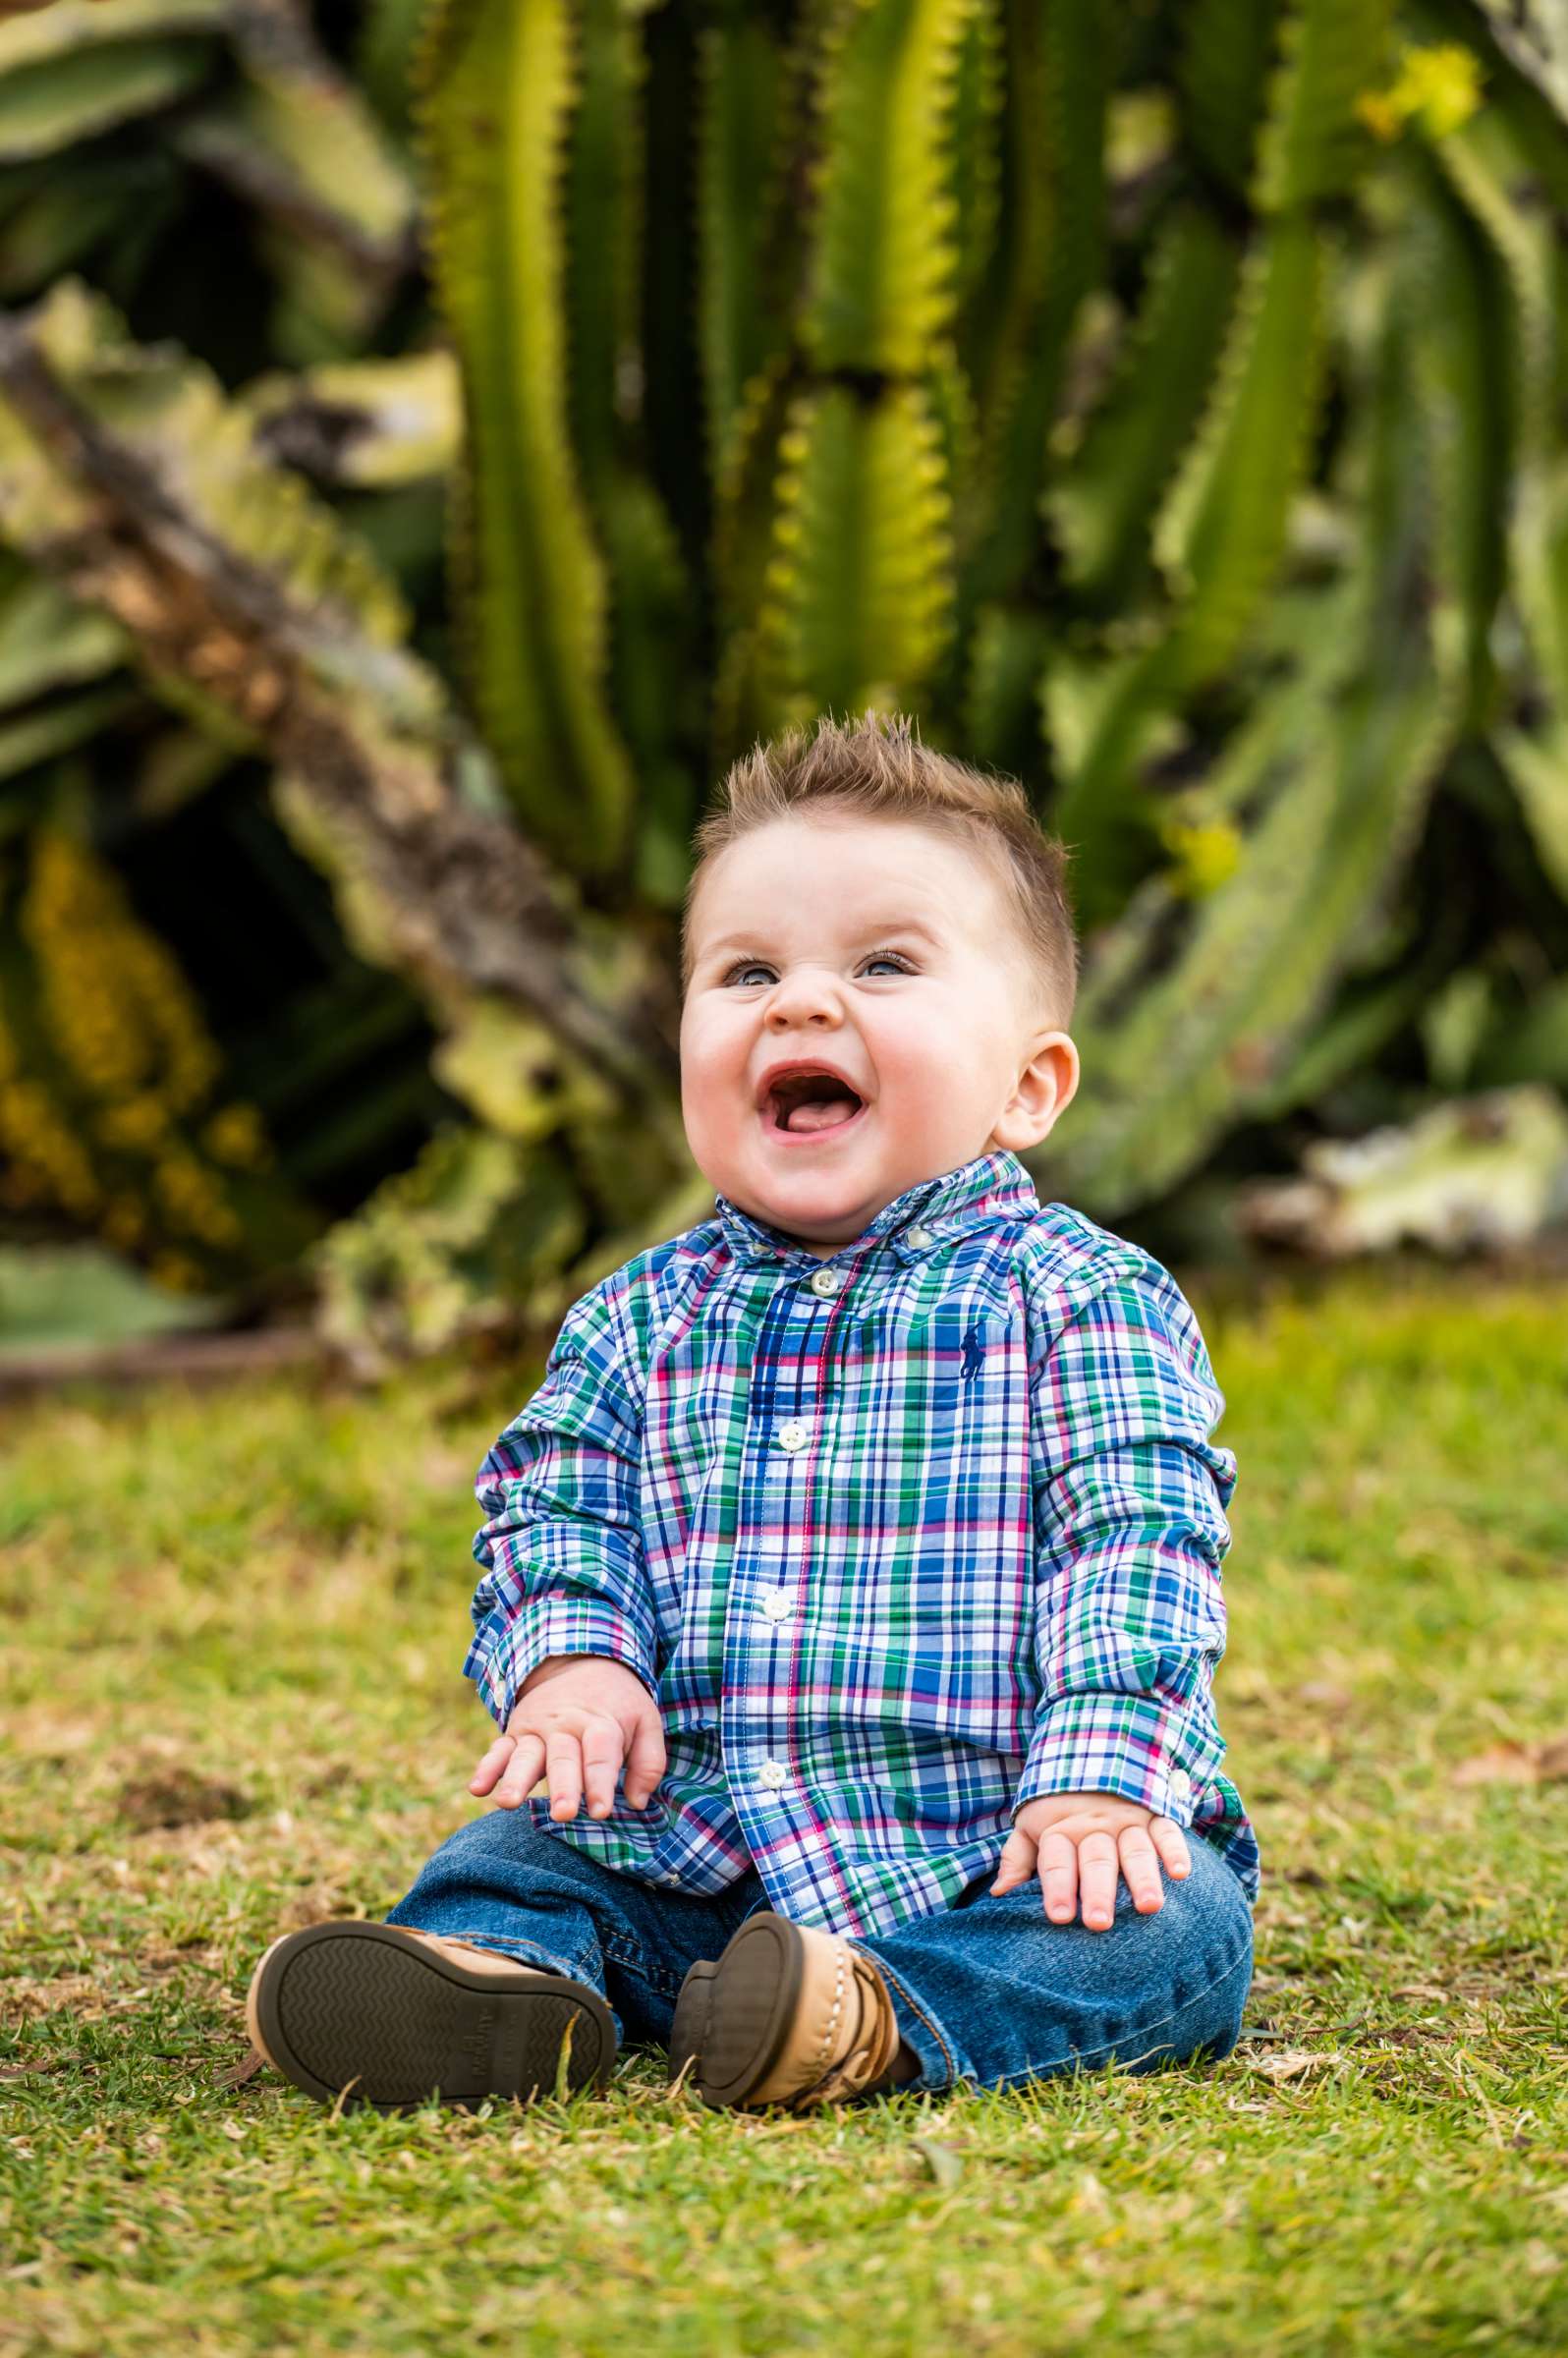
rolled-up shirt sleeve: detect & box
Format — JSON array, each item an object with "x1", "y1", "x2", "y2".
[
  {"x1": 463, "y1": 1273, "x2": 657, "y2": 1730},
  {"x1": 1018, "y1": 1260, "x2": 1238, "y2": 1827}
]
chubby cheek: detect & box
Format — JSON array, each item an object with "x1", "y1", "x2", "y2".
[
  {"x1": 869, "y1": 1023, "x2": 947, "y2": 1109},
  {"x1": 874, "y1": 1022, "x2": 988, "y2": 1146},
  {"x1": 679, "y1": 1059, "x2": 720, "y2": 1141},
  {"x1": 679, "y1": 1019, "x2": 746, "y2": 1147}
]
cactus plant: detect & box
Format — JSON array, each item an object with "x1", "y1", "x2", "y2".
[{"x1": 0, "y1": 0, "x2": 1564, "y2": 1351}]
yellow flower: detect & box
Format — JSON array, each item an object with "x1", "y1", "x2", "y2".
[
  {"x1": 201, "y1": 1101, "x2": 273, "y2": 1171},
  {"x1": 1356, "y1": 90, "x2": 1401, "y2": 144},
  {"x1": 1358, "y1": 43, "x2": 1484, "y2": 145},
  {"x1": 95, "y1": 1094, "x2": 170, "y2": 1152},
  {"x1": 1400, "y1": 43, "x2": 1484, "y2": 138},
  {"x1": 0, "y1": 1076, "x2": 102, "y2": 1215},
  {"x1": 1159, "y1": 814, "x2": 1242, "y2": 898},
  {"x1": 11, "y1": 829, "x2": 279, "y2": 1266},
  {"x1": 152, "y1": 1151, "x2": 244, "y2": 1248},
  {"x1": 23, "y1": 832, "x2": 221, "y2": 1109}
]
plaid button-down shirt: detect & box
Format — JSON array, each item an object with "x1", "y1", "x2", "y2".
[{"x1": 465, "y1": 1148, "x2": 1259, "y2": 1937}]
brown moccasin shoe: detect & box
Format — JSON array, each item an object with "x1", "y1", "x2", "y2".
[
  {"x1": 245, "y1": 1921, "x2": 616, "y2": 2111},
  {"x1": 668, "y1": 1910, "x2": 900, "y2": 2111}
]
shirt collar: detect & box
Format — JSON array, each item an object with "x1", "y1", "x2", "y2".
[{"x1": 713, "y1": 1148, "x2": 1041, "y2": 1269}]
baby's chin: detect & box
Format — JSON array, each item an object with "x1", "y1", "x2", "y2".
[
  {"x1": 733, "y1": 1153, "x2": 927, "y2": 1249},
  {"x1": 748, "y1": 1189, "x2": 876, "y2": 1247},
  {"x1": 723, "y1": 1163, "x2": 883, "y2": 1242}
]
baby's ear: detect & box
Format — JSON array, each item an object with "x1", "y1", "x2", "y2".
[{"x1": 994, "y1": 1032, "x2": 1079, "y2": 1151}]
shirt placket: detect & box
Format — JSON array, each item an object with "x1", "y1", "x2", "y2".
[{"x1": 719, "y1": 1255, "x2": 849, "y2": 1865}]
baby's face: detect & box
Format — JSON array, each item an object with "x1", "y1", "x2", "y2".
[{"x1": 680, "y1": 815, "x2": 1078, "y2": 1255}]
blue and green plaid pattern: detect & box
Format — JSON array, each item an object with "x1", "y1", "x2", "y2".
[{"x1": 465, "y1": 1148, "x2": 1259, "y2": 1937}]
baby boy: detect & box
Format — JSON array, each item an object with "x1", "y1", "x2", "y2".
[{"x1": 245, "y1": 710, "x2": 1259, "y2": 2113}]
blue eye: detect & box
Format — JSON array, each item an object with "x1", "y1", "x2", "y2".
[{"x1": 721, "y1": 950, "x2": 914, "y2": 986}]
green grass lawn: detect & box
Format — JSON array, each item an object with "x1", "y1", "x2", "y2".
[{"x1": 3, "y1": 1264, "x2": 1567, "y2": 2355}]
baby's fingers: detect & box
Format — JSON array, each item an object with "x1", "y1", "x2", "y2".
[
  {"x1": 1149, "y1": 1815, "x2": 1192, "y2": 1880},
  {"x1": 989, "y1": 1823, "x2": 1038, "y2": 1895},
  {"x1": 469, "y1": 1735, "x2": 515, "y2": 1796},
  {"x1": 546, "y1": 1728, "x2": 587, "y2": 1821},
  {"x1": 1116, "y1": 1824, "x2": 1165, "y2": 1914},
  {"x1": 623, "y1": 1710, "x2": 666, "y2": 1810},
  {"x1": 491, "y1": 1732, "x2": 546, "y2": 1810},
  {"x1": 1039, "y1": 1828, "x2": 1081, "y2": 1924},
  {"x1": 580, "y1": 1716, "x2": 622, "y2": 1820}
]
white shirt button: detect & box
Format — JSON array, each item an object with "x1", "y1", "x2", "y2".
[
  {"x1": 759, "y1": 1587, "x2": 794, "y2": 1622},
  {"x1": 809, "y1": 1267, "x2": 842, "y2": 1296},
  {"x1": 662, "y1": 1872, "x2": 680, "y2": 1885},
  {"x1": 1167, "y1": 1768, "x2": 1192, "y2": 1807},
  {"x1": 906, "y1": 1225, "x2": 934, "y2": 1249},
  {"x1": 758, "y1": 1759, "x2": 789, "y2": 1789},
  {"x1": 777, "y1": 1419, "x2": 810, "y2": 1452}
]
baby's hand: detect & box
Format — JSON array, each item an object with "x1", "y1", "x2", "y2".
[
  {"x1": 468, "y1": 1654, "x2": 666, "y2": 1821},
  {"x1": 991, "y1": 1790, "x2": 1191, "y2": 1932}
]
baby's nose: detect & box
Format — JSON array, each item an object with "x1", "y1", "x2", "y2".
[{"x1": 766, "y1": 974, "x2": 843, "y2": 1017}]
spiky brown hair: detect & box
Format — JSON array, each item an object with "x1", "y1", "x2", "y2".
[{"x1": 680, "y1": 709, "x2": 1076, "y2": 1022}]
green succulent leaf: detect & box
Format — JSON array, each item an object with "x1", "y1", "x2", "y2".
[
  {"x1": 0, "y1": 283, "x2": 419, "y2": 673},
  {"x1": 1051, "y1": 201, "x2": 1241, "y2": 608},
  {"x1": 562, "y1": 0, "x2": 643, "y2": 508},
  {"x1": 802, "y1": 0, "x2": 979, "y2": 375},
  {"x1": 358, "y1": 0, "x2": 429, "y2": 140},
  {"x1": 416, "y1": 0, "x2": 635, "y2": 877},
  {"x1": 963, "y1": 601, "x2": 1050, "y2": 783},
  {"x1": 1054, "y1": 275, "x2": 1464, "y2": 1213},
  {"x1": 0, "y1": 573, "x2": 125, "y2": 706},
  {"x1": 1402, "y1": 157, "x2": 1510, "y2": 729},
  {"x1": 174, "y1": 62, "x2": 413, "y2": 263},
  {"x1": 946, "y1": 0, "x2": 1004, "y2": 311},
  {"x1": 1431, "y1": 106, "x2": 1568, "y2": 899},
  {"x1": 964, "y1": 0, "x2": 1107, "y2": 606},
  {"x1": 1154, "y1": 214, "x2": 1326, "y2": 687},
  {"x1": 1495, "y1": 729, "x2": 1568, "y2": 906},
  {"x1": 758, "y1": 380, "x2": 955, "y2": 724},
  {"x1": 0, "y1": 0, "x2": 223, "y2": 161},
  {"x1": 1253, "y1": 0, "x2": 1393, "y2": 210},
  {"x1": 240, "y1": 352, "x2": 463, "y2": 490},
  {"x1": 697, "y1": 11, "x2": 791, "y2": 479},
  {"x1": 1178, "y1": 0, "x2": 1282, "y2": 193}
]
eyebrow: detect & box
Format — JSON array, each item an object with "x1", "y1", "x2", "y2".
[{"x1": 697, "y1": 917, "x2": 944, "y2": 959}]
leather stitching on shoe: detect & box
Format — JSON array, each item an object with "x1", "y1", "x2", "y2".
[{"x1": 812, "y1": 1946, "x2": 848, "y2": 2075}]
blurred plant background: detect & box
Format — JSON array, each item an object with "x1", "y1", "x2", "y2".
[{"x1": 1, "y1": 0, "x2": 1567, "y2": 1374}]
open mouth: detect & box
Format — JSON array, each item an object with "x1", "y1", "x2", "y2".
[{"x1": 762, "y1": 1070, "x2": 868, "y2": 1141}]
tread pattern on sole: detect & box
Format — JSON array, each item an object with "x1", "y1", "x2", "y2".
[{"x1": 260, "y1": 1929, "x2": 611, "y2": 2111}]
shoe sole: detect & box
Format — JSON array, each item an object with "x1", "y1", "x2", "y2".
[
  {"x1": 670, "y1": 1913, "x2": 804, "y2": 2110},
  {"x1": 667, "y1": 1958, "x2": 716, "y2": 2089},
  {"x1": 247, "y1": 1922, "x2": 616, "y2": 2112}
]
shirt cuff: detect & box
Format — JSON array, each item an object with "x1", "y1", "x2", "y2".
[
  {"x1": 1013, "y1": 1691, "x2": 1227, "y2": 1826},
  {"x1": 466, "y1": 1596, "x2": 658, "y2": 1731}
]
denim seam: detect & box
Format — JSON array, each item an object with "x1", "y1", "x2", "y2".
[
  {"x1": 601, "y1": 1931, "x2": 685, "y2": 1997},
  {"x1": 420, "y1": 1928, "x2": 601, "y2": 1987},
  {"x1": 983, "y1": 1937, "x2": 1255, "y2": 2094},
  {"x1": 849, "y1": 1944, "x2": 958, "y2": 2086}
]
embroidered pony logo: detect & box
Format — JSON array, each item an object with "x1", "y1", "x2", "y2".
[{"x1": 961, "y1": 1322, "x2": 986, "y2": 1383}]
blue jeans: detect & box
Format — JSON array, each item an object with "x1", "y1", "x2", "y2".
[{"x1": 383, "y1": 1811, "x2": 1255, "y2": 2094}]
